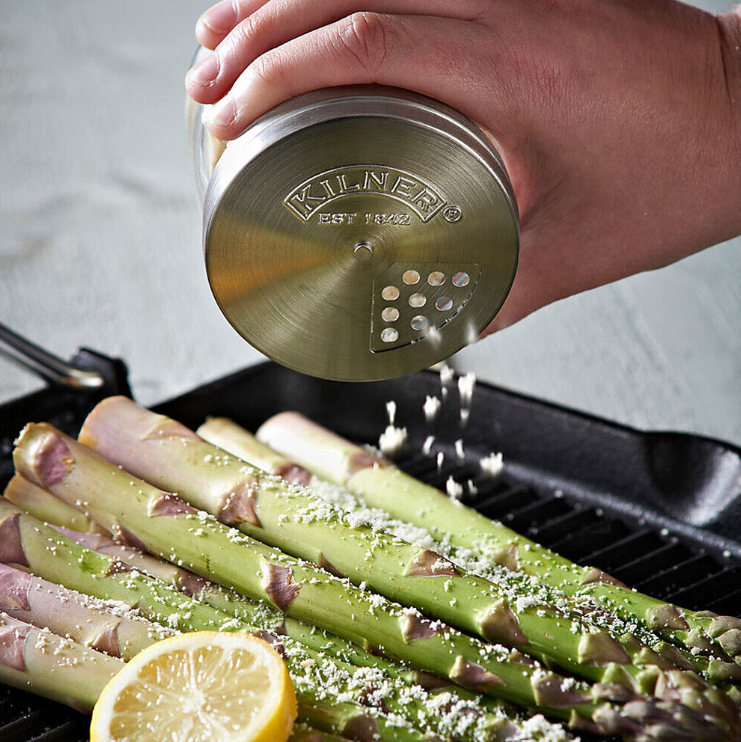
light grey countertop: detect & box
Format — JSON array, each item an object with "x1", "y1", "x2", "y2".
[{"x1": 2, "y1": 0, "x2": 740, "y2": 446}]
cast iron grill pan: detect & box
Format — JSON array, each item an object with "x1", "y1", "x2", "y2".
[{"x1": 2, "y1": 355, "x2": 741, "y2": 742}]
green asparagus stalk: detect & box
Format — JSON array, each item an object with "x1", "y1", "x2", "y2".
[
  {"x1": 0, "y1": 499, "x2": 249, "y2": 634},
  {"x1": 15, "y1": 485, "x2": 528, "y2": 726},
  {"x1": 4, "y1": 485, "x2": 223, "y2": 610},
  {"x1": 53, "y1": 526, "x2": 219, "y2": 598},
  {"x1": 50, "y1": 525, "x2": 429, "y2": 683},
  {"x1": 256, "y1": 411, "x2": 741, "y2": 679},
  {"x1": 58, "y1": 524, "x2": 546, "y2": 726},
  {"x1": 0, "y1": 612, "x2": 124, "y2": 712},
  {"x1": 0, "y1": 499, "x2": 550, "y2": 742},
  {"x1": 4, "y1": 474, "x2": 98, "y2": 533},
  {"x1": 0, "y1": 559, "x2": 458, "y2": 742},
  {"x1": 13, "y1": 424, "x2": 737, "y2": 740},
  {"x1": 50, "y1": 525, "x2": 429, "y2": 688},
  {"x1": 0, "y1": 609, "x2": 475, "y2": 742},
  {"x1": 80, "y1": 400, "x2": 726, "y2": 696},
  {"x1": 202, "y1": 416, "x2": 728, "y2": 685},
  {"x1": 0, "y1": 562, "x2": 173, "y2": 656},
  {"x1": 0, "y1": 607, "x2": 474, "y2": 742}
]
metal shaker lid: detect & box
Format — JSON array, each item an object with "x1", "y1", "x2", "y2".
[{"x1": 204, "y1": 86, "x2": 518, "y2": 381}]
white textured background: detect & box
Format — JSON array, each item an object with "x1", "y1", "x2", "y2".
[{"x1": 1, "y1": 0, "x2": 740, "y2": 445}]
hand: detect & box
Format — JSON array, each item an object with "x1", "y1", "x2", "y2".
[{"x1": 185, "y1": 0, "x2": 741, "y2": 332}]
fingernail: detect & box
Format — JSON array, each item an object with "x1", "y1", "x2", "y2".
[
  {"x1": 208, "y1": 95, "x2": 237, "y2": 128},
  {"x1": 188, "y1": 53, "x2": 219, "y2": 86},
  {"x1": 200, "y1": 1, "x2": 237, "y2": 34}
]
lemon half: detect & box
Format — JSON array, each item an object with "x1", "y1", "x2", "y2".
[{"x1": 91, "y1": 632, "x2": 297, "y2": 742}]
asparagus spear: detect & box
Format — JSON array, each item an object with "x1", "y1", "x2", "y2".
[
  {"x1": 49, "y1": 525, "x2": 431, "y2": 688},
  {"x1": 0, "y1": 610, "x2": 486, "y2": 742},
  {"x1": 9, "y1": 486, "x2": 531, "y2": 728},
  {"x1": 0, "y1": 499, "x2": 553, "y2": 742},
  {"x1": 0, "y1": 563, "x2": 175, "y2": 656},
  {"x1": 198, "y1": 417, "x2": 312, "y2": 485},
  {"x1": 13, "y1": 424, "x2": 737, "y2": 740},
  {"x1": 0, "y1": 612, "x2": 124, "y2": 712},
  {"x1": 201, "y1": 416, "x2": 729, "y2": 686},
  {"x1": 49, "y1": 525, "x2": 435, "y2": 685},
  {"x1": 60, "y1": 524, "x2": 549, "y2": 724},
  {"x1": 4, "y1": 474, "x2": 98, "y2": 533},
  {"x1": 0, "y1": 500, "x2": 251, "y2": 635},
  {"x1": 256, "y1": 411, "x2": 741, "y2": 677},
  {"x1": 0, "y1": 608, "x2": 466, "y2": 742},
  {"x1": 80, "y1": 400, "x2": 724, "y2": 694}
]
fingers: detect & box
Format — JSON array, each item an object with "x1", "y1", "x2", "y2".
[
  {"x1": 195, "y1": 0, "x2": 486, "y2": 51},
  {"x1": 196, "y1": 0, "x2": 263, "y2": 50},
  {"x1": 187, "y1": 0, "x2": 488, "y2": 101},
  {"x1": 202, "y1": 13, "x2": 503, "y2": 140}
]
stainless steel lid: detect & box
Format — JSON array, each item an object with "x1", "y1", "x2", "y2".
[{"x1": 203, "y1": 86, "x2": 518, "y2": 381}]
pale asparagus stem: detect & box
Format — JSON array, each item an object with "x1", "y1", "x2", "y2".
[
  {"x1": 4, "y1": 474, "x2": 98, "y2": 533},
  {"x1": 0, "y1": 500, "x2": 248, "y2": 635},
  {"x1": 250, "y1": 411, "x2": 382, "y2": 485},
  {"x1": 0, "y1": 501, "x2": 543, "y2": 742},
  {"x1": 77, "y1": 399, "x2": 733, "y2": 715},
  {"x1": 198, "y1": 418, "x2": 312, "y2": 485},
  {"x1": 15, "y1": 425, "x2": 737, "y2": 741},
  {"x1": 0, "y1": 563, "x2": 173, "y2": 657},
  {"x1": 0, "y1": 613, "x2": 123, "y2": 712},
  {"x1": 257, "y1": 412, "x2": 741, "y2": 680}
]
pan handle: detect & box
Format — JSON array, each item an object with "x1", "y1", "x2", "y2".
[{"x1": 0, "y1": 322, "x2": 105, "y2": 390}]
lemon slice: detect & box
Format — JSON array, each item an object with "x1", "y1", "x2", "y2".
[{"x1": 90, "y1": 632, "x2": 297, "y2": 742}]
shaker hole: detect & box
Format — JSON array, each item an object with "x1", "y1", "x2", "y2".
[
  {"x1": 428, "y1": 271, "x2": 445, "y2": 286},
  {"x1": 452, "y1": 271, "x2": 470, "y2": 287},
  {"x1": 382, "y1": 286, "x2": 399, "y2": 301},
  {"x1": 410, "y1": 315, "x2": 429, "y2": 332},
  {"x1": 381, "y1": 328, "x2": 399, "y2": 343},
  {"x1": 381, "y1": 307, "x2": 399, "y2": 322},
  {"x1": 409, "y1": 293, "x2": 426, "y2": 308},
  {"x1": 435, "y1": 296, "x2": 453, "y2": 311},
  {"x1": 402, "y1": 270, "x2": 420, "y2": 285}
]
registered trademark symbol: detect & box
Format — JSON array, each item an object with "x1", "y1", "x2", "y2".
[{"x1": 443, "y1": 206, "x2": 462, "y2": 223}]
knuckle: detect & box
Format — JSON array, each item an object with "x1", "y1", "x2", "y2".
[
  {"x1": 336, "y1": 12, "x2": 393, "y2": 76},
  {"x1": 249, "y1": 49, "x2": 289, "y2": 90},
  {"x1": 231, "y1": 14, "x2": 259, "y2": 50},
  {"x1": 249, "y1": 52, "x2": 276, "y2": 84}
]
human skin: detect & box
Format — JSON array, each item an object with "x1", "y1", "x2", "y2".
[{"x1": 185, "y1": 1, "x2": 741, "y2": 332}]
